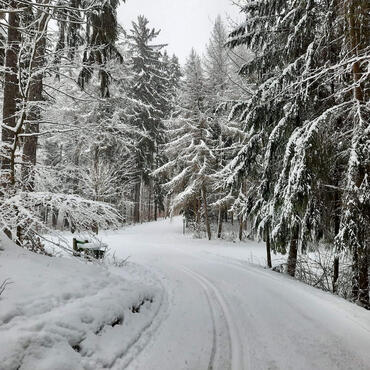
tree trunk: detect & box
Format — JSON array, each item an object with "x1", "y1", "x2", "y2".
[
  {"x1": 287, "y1": 226, "x2": 299, "y2": 277},
  {"x1": 346, "y1": 0, "x2": 369, "y2": 309},
  {"x1": 333, "y1": 184, "x2": 341, "y2": 293},
  {"x1": 333, "y1": 257, "x2": 339, "y2": 293},
  {"x1": 202, "y1": 185, "x2": 211, "y2": 240},
  {"x1": 52, "y1": 208, "x2": 58, "y2": 228},
  {"x1": 139, "y1": 180, "x2": 144, "y2": 223},
  {"x1": 352, "y1": 247, "x2": 359, "y2": 299},
  {"x1": 217, "y1": 208, "x2": 223, "y2": 238},
  {"x1": 357, "y1": 249, "x2": 369, "y2": 308},
  {"x1": 239, "y1": 217, "x2": 243, "y2": 241},
  {"x1": 0, "y1": 13, "x2": 5, "y2": 66},
  {"x1": 154, "y1": 199, "x2": 158, "y2": 221},
  {"x1": 1, "y1": 1, "x2": 21, "y2": 183},
  {"x1": 134, "y1": 181, "x2": 140, "y2": 223},
  {"x1": 194, "y1": 198, "x2": 200, "y2": 225},
  {"x1": 266, "y1": 228, "x2": 272, "y2": 269},
  {"x1": 148, "y1": 181, "x2": 152, "y2": 222},
  {"x1": 22, "y1": 8, "x2": 49, "y2": 191}
]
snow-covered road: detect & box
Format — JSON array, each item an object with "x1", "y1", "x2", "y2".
[{"x1": 104, "y1": 218, "x2": 370, "y2": 370}]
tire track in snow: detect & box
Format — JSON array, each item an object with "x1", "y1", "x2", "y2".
[
  {"x1": 181, "y1": 266, "x2": 244, "y2": 370},
  {"x1": 179, "y1": 267, "x2": 218, "y2": 370}
]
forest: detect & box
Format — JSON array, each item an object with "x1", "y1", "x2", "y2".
[{"x1": 0, "y1": 0, "x2": 369, "y2": 313}]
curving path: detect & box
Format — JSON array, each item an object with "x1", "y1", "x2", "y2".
[{"x1": 103, "y1": 218, "x2": 370, "y2": 370}]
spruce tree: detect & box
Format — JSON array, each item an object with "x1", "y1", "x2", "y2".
[
  {"x1": 126, "y1": 15, "x2": 169, "y2": 223},
  {"x1": 155, "y1": 50, "x2": 217, "y2": 239}
]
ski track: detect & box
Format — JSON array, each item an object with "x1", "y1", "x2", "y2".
[
  {"x1": 102, "y1": 217, "x2": 370, "y2": 370},
  {"x1": 179, "y1": 267, "x2": 221, "y2": 370},
  {"x1": 181, "y1": 266, "x2": 244, "y2": 370}
]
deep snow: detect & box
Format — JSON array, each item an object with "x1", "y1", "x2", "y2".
[
  {"x1": 1, "y1": 217, "x2": 370, "y2": 370},
  {"x1": 0, "y1": 233, "x2": 164, "y2": 370}
]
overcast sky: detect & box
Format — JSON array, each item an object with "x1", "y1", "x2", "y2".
[{"x1": 117, "y1": 0, "x2": 243, "y2": 64}]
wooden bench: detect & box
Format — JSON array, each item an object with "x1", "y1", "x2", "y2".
[{"x1": 72, "y1": 238, "x2": 107, "y2": 259}]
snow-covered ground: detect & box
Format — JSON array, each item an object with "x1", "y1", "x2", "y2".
[
  {"x1": 102, "y1": 217, "x2": 370, "y2": 370},
  {"x1": 1, "y1": 217, "x2": 370, "y2": 370},
  {"x1": 0, "y1": 234, "x2": 164, "y2": 370}
]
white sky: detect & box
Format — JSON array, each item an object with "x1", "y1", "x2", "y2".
[{"x1": 117, "y1": 0, "x2": 243, "y2": 64}]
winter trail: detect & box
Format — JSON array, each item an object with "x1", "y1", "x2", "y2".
[{"x1": 103, "y1": 217, "x2": 370, "y2": 370}]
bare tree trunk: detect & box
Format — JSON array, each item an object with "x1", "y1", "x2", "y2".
[
  {"x1": 202, "y1": 185, "x2": 211, "y2": 240},
  {"x1": 217, "y1": 207, "x2": 223, "y2": 238},
  {"x1": 239, "y1": 217, "x2": 243, "y2": 241},
  {"x1": 52, "y1": 208, "x2": 58, "y2": 228},
  {"x1": 134, "y1": 181, "x2": 140, "y2": 223},
  {"x1": 357, "y1": 249, "x2": 369, "y2": 308},
  {"x1": 23, "y1": 6, "x2": 49, "y2": 191},
  {"x1": 1, "y1": 1, "x2": 21, "y2": 184},
  {"x1": 266, "y1": 228, "x2": 272, "y2": 269},
  {"x1": 287, "y1": 226, "x2": 299, "y2": 277},
  {"x1": 148, "y1": 181, "x2": 152, "y2": 222},
  {"x1": 333, "y1": 183, "x2": 341, "y2": 293},
  {"x1": 154, "y1": 199, "x2": 158, "y2": 221},
  {"x1": 346, "y1": 0, "x2": 369, "y2": 308},
  {"x1": 139, "y1": 180, "x2": 143, "y2": 223},
  {"x1": 194, "y1": 198, "x2": 200, "y2": 225}
]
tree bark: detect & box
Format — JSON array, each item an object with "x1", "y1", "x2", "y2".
[
  {"x1": 266, "y1": 228, "x2": 272, "y2": 269},
  {"x1": 52, "y1": 208, "x2": 58, "y2": 228},
  {"x1": 1, "y1": 1, "x2": 21, "y2": 183},
  {"x1": 333, "y1": 184, "x2": 341, "y2": 293},
  {"x1": 217, "y1": 207, "x2": 223, "y2": 238},
  {"x1": 239, "y1": 217, "x2": 243, "y2": 241},
  {"x1": 22, "y1": 7, "x2": 49, "y2": 191},
  {"x1": 154, "y1": 199, "x2": 158, "y2": 221},
  {"x1": 357, "y1": 249, "x2": 369, "y2": 308},
  {"x1": 134, "y1": 181, "x2": 140, "y2": 223},
  {"x1": 202, "y1": 185, "x2": 211, "y2": 240},
  {"x1": 148, "y1": 181, "x2": 152, "y2": 221},
  {"x1": 194, "y1": 198, "x2": 200, "y2": 225},
  {"x1": 346, "y1": 0, "x2": 369, "y2": 308},
  {"x1": 287, "y1": 226, "x2": 299, "y2": 277}
]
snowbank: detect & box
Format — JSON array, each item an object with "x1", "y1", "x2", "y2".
[{"x1": 0, "y1": 233, "x2": 164, "y2": 370}]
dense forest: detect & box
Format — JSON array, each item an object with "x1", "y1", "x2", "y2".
[{"x1": 0, "y1": 0, "x2": 369, "y2": 310}]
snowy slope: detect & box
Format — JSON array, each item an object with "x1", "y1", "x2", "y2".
[{"x1": 0, "y1": 233, "x2": 165, "y2": 370}]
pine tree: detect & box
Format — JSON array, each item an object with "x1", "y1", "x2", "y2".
[
  {"x1": 155, "y1": 50, "x2": 217, "y2": 239},
  {"x1": 225, "y1": 0, "x2": 369, "y2": 305},
  {"x1": 335, "y1": 0, "x2": 369, "y2": 308},
  {"x1": 152, "y1": 51, "x2": 182, "y2": 220},
  {"x1": 78, "y1": 0, "x2": 122, "y2": 98},
  {"x1": 126, "y1": 15, "x2": 169, "y2": 223},
  {"x1": 225, "y1": 0, "x2": 319, "y2": 273},
  {"x1": 204, "y1": 16, "x2": 250, "y2": 239}
]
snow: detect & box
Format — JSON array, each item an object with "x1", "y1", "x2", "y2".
[
  {"x1": 76, "y1": 242, "x2": 108, "y2": 251},
  {"x1": 2, "y1": 218, "x2": 370, "y2": 370},
  {"x1": 0, "y1": 233, "x2": 164, "y2": 370},
  {"x1": 102, "y1": 217, "x2": 370, "y2": 370}
]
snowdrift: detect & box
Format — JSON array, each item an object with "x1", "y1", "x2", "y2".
[{"x1": 0, "y1": 233, "x2": 163, "y2": 370}]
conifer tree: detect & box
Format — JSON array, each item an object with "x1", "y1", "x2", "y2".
[
  {"x1": 225, "y1": 0, "x2": 369, "y2": 306},
  {"x1": 126, "y1": 16, "x2": 169, "y2": 223},
  {"x1": 155, "y1": 50, "x2": 217, "y2": 239}
]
